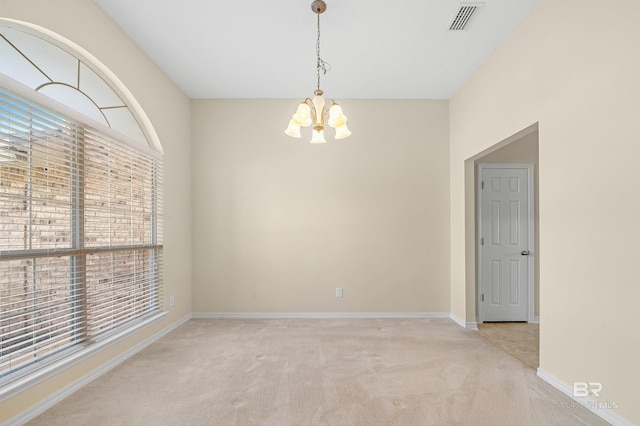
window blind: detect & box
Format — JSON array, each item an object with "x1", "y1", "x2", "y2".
[{"x1": 0, "y1": 88, "x2": 163, "y2": 382}]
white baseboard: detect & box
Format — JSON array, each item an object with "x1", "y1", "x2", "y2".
[
  {"x1": 466, "y1": 322, "x2": 478, "y2": 330},
  {"x1": 532, "y1": 316, "x2": 540, "y2": 324},
  {"x1": 5, "y1": 314, "x2": 192, "y2": 426},
  {"x1": 449, "y1": 313, "x2": 478, "y2": 330},
  {"x1": 0, "y1": 312, "x2": 167, "y2": 404},
  {"x1": 192, "y1": 312, "x2": 450, "y2": 320},
  {"x1": 536, "y1": 368, "x2": 634, "y2": 426}
]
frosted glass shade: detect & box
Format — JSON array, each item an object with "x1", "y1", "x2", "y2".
[
  {"x1": 285, "y1": 97, "x2": 351, "y2": 142},
  {"x1": 328, "y1": 104, "x2": 347, "y2": 128},
  {"x1": 310, "y1": 129, "x2": 326, "y2": 144},
  {"x1": 292, "y1": 103, "x2": 312, "y2": 126},
  {"x1": 334, "y1": 124, "x2": 351, "y2": 139},
  {"x1": 329, "y1": 104, "x2": 350, "y2": 139},
  {"x1": 284, "y1": 119, "x2": 302, "y2": 138}
]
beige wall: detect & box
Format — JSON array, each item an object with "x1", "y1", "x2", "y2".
[
  {"x1": 0, "y1": 0, "x2": 192, "y2": 422},
  {"x1": 450, "y1": 0, "x2": 639, "y2": 422},
  {"x1": 191, "y1": 99, "x2": 450, "y2": 314},
  {"x1": 3, "y1": 0, "x2": 638, "y2": 423}
]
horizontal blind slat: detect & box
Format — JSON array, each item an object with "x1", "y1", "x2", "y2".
[{"x1": 1, "y1": 85, "x2": 163, "y2": 381}]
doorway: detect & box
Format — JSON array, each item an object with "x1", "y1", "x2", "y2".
[
  {"x1": 470, "y1": 125, "x2": 540, "y2": 369},
  {"x1": 470, "y1": 127, "x2": 539, "y2": 326}
]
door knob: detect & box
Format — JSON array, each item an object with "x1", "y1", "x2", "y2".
[{"x1": 521, "y1": 250, "x2": 531, "y2": 256}]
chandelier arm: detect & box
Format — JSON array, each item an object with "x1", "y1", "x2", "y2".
[{"x1": 304, "y1": 98, "x2": 318, "y2": 127}]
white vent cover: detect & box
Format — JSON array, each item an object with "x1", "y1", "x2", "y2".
[{"x1": 449, "y1": 3, "x2": 483, "y2": 31}]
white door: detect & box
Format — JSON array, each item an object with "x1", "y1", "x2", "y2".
[{"x1": 478, "y1": 165, "x2": 533, "y2": 322}]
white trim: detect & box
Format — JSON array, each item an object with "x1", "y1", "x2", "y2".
[
  {"x1": 450, "y1": 314, "x2": 465, "y2": 328},
  {"x1": 0, "y1": 74, "x2": 162, "y2": 160},
  {"x1": 477, "y1": 163, "x2": 535, "y2": 323},
  {"x1": 0, "y1": 18, "x2": 163, "y2": 155},
  {"x1": 3, "y1": 314, "x2": 191, "y2": 426},
  {"x1": 449, "y1": 314, "x2": 478, "y2": 330},
  {"x1": 192, "y1": 312, "x2": 450, "y2": 320},
  {"x1": 532, "y1": 316, "x2": 540, "y2": 324},
  {"x1": 536, "y1": 368, "x2": 634, "y2": 426},
  {"x1": 0, "y1": 312, "x2": 167, "y2": 403}
]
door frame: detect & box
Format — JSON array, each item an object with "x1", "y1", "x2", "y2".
[{"x1": 477, "y1": 163, "x2": 535, "y2": 323}]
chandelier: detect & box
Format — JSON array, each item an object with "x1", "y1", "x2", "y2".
[{"x1": 284, "y1": 0, "x2": 351, "y2": 143}]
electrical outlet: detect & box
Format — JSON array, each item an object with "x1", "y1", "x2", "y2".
[
  {"x1": 169, "y1": 295, "x2": 175, "y2": 306},
  {"x1": 336, "y1": 288, "x2": 343, "y2": 298}
]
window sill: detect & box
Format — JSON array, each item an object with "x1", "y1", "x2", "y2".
[{"x1": 0, "y1": 311, "x2": 167, "y2": 403}]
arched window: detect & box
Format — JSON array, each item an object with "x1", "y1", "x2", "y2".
[{"x1": 0, "y1": 20, "x2": 164, "y2": 388}]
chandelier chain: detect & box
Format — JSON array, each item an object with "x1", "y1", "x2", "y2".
[{"x1": 316, "y1": 11, "x2": 331, "y2": 91}]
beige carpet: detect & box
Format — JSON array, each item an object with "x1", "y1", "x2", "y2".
[
  {"x1": 29, "y1": 319, "x2": 605, "y2": 425},
  {"x1": 476, "y1": 322, "x2": 539, "y2": 370}
]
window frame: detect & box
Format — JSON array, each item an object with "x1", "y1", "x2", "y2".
[{"x1": 0, "y1": 75, "x2": 165, "y2": 402}]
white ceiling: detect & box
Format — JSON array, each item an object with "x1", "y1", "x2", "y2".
[{"x1": 95, "y1": 0, "x2": 538, "y2": 100}]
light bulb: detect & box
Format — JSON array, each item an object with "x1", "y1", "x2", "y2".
[
  {"x1": 310, "y1": 129, "x2": 326, "y2": 144},
  {"x1": 292, "y1": 103, "x2": 312, "y2": 126},
  {"x1": 284, "y1": 120, "x2": 302, "y2": 138},
  {"x1": 334, "y1": 124, "x2": 351, "y2": 140},
  {"x1": 328, "y1": 104, "x2": 347, "y2": 128}
]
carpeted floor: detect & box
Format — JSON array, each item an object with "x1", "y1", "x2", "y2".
[
  {"x1": 476, "y1": 322, "x2": 539, "y2": 370},
  {"x1": 29, "y1": 319, "x2": 605, "y2": 425}
]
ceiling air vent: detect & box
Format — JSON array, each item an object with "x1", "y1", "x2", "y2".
[{"x1": 449, "y1": 3, "x2": 483, "y2": 31}]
